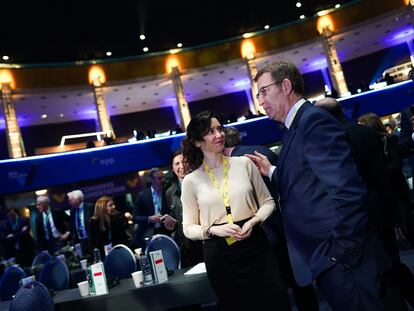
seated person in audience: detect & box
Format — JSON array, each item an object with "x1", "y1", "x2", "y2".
[
  {"x1": 131, "y1": 168, "x2": 173, "y2": 249},
  {"x1": 166, "y1": 150, "x2": 203, "y2": 268},
  {"x1": 88, "y1": 196, "x2": 130, "y2": 259},
  {"x1": 67, "y1": 190, "x2": 94, "y2": 255},
  {"x1": 0, "y1": 207, "x2": 35, "y2": 267},
  {"x1": 35, "y1": 195, "x2": 71, "y2": 254}
]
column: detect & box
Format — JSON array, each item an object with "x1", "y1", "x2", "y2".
[
  {"x1": 1, "y1": 83, "x2": 26, "y2": 158},
  {"x1": 91, "y1": 77, "x2": 115, "y2": 138},
  {"x1": 320, "y1": 27, "x2": 350, "y2": 97},
  {"x1": 170, "y1": 66, "x2": 191, "y2": 130}
]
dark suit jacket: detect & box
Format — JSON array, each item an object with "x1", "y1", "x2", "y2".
[
  {"x1": 398, "y1": 107, "x2": 414, "y2": 157},
  {"x1": 273, "y1": 102, "x2": 369, "y2": 286},
  {"x1": 0, "y1": 216, "x2": 34, "y2": 260},
  {"x1": 343, "y1": 122, "x2": 396, "y2": 228},
  {"x1": 35, "y1": 209, "x2": 70, "y2": 251},
  {"x1": 69, "y1": 202, "x2": 94, "y2": 242},
  {"x1": 132, "y1": 187, "x2": 169, "y2": 248},
  {"x1": 231, "y1": 144, "x2": 283, "y2": 246}
]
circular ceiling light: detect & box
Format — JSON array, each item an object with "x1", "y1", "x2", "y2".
[
  {"x1": 296, "y1": 2, "x2": 302, "y2": 8},
  {"x1": 264, "y1": 25, "x2": 270, "y2": 29},
  {"x1": 335, "y1": 4, "x2": 341, "y2": 8},
  {"x1": 2, "y1": 55, "x2": 9, "y2": 61},
  {"x1": 177, "y1": 43, "x2": 183, "y2": 48},
  {"x1": 300, "y1": 15, "x2": 305, "y2": 19},
  {"x1": 106, "y1": 51, "x2": 112, "y2": 56},
  {"x1": 143, "y1": 47, "x2": 149, "y2": 52},
  {"x1": 41, "y1": 114, "x2": 47, "y2": 119},
  {"x1": 139, "y1": 34, "x2": 146, "y2": 40}
]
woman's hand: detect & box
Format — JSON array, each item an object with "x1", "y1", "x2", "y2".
[
  {"x1": 210, "y1": 223, "x2": 241, "y2": 238},
  {"x1": 236, "y1": 217, "x2": 261, "y2": 240}
]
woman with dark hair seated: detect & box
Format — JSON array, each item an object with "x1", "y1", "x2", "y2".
[
  {"x1": 88, "y1": 196, "x2": 129, "y2": 259},
  {"x1": 181, "y1": 111, "x2": 290, "y2": 310}
]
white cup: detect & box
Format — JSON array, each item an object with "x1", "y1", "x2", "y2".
[
  {"x1": 131, "y1": 271, "x2": 144, "y2": 288},
  {"x1": 80, "y1": 259, "x2": 88, "y2": 271},
  {"x1": 77, "y1": 281, "x2": 89, "y2": 297}
]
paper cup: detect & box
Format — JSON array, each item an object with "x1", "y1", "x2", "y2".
[
  {"x1": 77, "y1": 281, "x2": 89, "y2": 297},
  {"x1": 131, "y1": 271, "x2": 144, "y2": 288},
  {"x1": 80, "y1": 259, "x2": 88, "y2": 271}
]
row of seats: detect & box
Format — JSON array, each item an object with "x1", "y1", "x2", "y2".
[{"x1": 1, "y1": 234, "x2": 181, "y2": 310}]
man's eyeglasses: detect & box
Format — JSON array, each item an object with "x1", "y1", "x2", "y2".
[{"x1": 256, "y1": 81, "x2": 281, "y2": 100}]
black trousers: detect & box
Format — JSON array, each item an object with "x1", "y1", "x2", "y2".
[{"x1": 203, "y1": 219, "x2": 291, "y2": 311}]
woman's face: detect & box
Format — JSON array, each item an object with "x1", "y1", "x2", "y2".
[
  {"x1": 172, "y1": 154, "x2": 186, "y2": 181},
  {"x1": 105, "y1": 200, "x2": 116, "y2": 215},
  {"x1": 197, "y1": 118, "x2": 225, "y2": 154}
]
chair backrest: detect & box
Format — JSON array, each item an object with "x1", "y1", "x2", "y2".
[
  {"x1": 0, "y1": 265, "x2": 26, "y2": 301},
  {"x1": 38, "y1": 257, "x2": 70, "y2": 291},
  {"x1": 32, "y1": 251, "x2": 52, "y2": 267},
  {"x1": 9, "y1": 281, "x2": 54, "y2": 311},
  {"x1": 104, "y1": 244, "x2": 137, "y2": 279},
  {"x1": 145, "y1": 234, "x2": 181, "y2": 271}
]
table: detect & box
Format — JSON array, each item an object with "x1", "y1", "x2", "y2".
[{"x1": 0, "y1": 268, "x2": 216, "y2": 311}]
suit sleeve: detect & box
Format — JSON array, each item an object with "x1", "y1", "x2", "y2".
[
  {"x1": 398, "y1": 109, "x2": 414, "y2": 156},
  {"x1": 133, "y1": 192, "x2": 150, "y2": 224},
  {"x1": 302, "y1": 111, "x2": 368, "y2": 265}
]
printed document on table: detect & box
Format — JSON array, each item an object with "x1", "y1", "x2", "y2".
[{"x1": 184, "y1": 262, "x2": 206, "y2": 275}]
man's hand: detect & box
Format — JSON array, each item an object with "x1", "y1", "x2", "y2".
[
  {"x1": 149, "y1": 215, "x2": 162, "y2": 223},
  {"x1": 124, "y1": 212, "x2": 132, "y2": 221},
  {"x1": 60, "y1": 232, "x2": 70, "y2": 241},
  {"x1": 245, "y1": 151, "x2": 272, "y2": 176},
  {"x1": 163, "y1": 219, "x2": 177, "y2": 231}
]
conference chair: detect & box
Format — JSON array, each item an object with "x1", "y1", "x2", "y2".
[
  {"x1": 38, "y1": 257, "x2": 70, "y2": 291},
  {"x1": 31, "y1": 251, "x2": 52, "y2": 267},
  {"x1": 145, "y1": 234, "x2": 181, "y2": 271},
  {"x1": 0, "y1": 265, "x2": 26, "y2": 301},
  {"x1": 104, "y1": 244, "x2": 137, "y2": 279},
  {"x1": 9, "y1": 281, "x2": 54, "y2": 311}
]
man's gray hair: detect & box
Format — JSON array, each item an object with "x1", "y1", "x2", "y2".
[
  {"x1": 36, "y1": 195, "x2": 50, "y2": 205},
  {"x1": 67, "y1": 190, "x2": 84, "y2": 202}
]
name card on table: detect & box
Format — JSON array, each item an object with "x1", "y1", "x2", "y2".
[
  {"x1": 87, "y1": 262, "x2": 109, "y2": 296},
  {"x1": 149, "y1": 250, "x2": 168, "y2": 284}
]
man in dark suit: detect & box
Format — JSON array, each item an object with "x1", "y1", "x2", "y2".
[
  {"x1": 316, "y1": 97, "x2": 414, "y2": 309},
  {"x1": 67, "y1": 190, "x2": 94, "y2": 255},
  {"x1": 35, "y1": 195, "x2": 70, "y2": 254},
  {"x1": 0, "y1": 207, "x2": 35, "y2": 266},
  {"x1": 224, "y1": 126, "x2": 319, "y2": 311},
  {"x1": 132, "y1": 168, "x2": 172, "y2": 249},
  {"x1": 247, "y1": 61, "x2": 383, "y2": 310}
]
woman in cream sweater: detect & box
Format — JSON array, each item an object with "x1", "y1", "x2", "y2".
[{"x1": 181, "y1": 111, "x2": 290, "y2": 310}]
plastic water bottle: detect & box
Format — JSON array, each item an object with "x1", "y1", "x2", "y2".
[{"x1": 139, "y1": 252, "x2": 154, "y2": 286}]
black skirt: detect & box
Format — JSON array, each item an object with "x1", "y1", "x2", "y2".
[{"x1": 203, "y1": 218, "x2": 289, "y2": 310}]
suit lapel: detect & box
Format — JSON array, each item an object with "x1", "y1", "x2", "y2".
[{"x1": 277, "y1": 101, "x2": 312, "y2": 180}]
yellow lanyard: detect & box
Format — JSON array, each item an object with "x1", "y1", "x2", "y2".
[{"x1": 203, "y1": 157, "x2": 236, "y2": 245}]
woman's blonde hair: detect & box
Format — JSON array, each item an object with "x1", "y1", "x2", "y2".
[
  {"x1": 358, "y1": 113, "x2": 388, "y2": 136},
  {"x1": 93, "y1": 196, "x2": 112, "y2": 231}
]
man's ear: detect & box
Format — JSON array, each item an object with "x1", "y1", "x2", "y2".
[{"x1": 282, "y1": 79, "x2": 293, "y2": 95}]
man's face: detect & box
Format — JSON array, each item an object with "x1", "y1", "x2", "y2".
[
  {"x1": 256, "y1": 72, "x2": 289, "y2": 123},
  {"x1": 36, "y1": 201, "x2": 47, "y2": 213},
  {"x1": 172, "y1": 154, "x2": 186, "y2": 181},
  {"x1": 68, "y1": 196, "x2": 81, "y2": 208},
  {"x1": 151, "y1": 171, "x2": 165, "y2": 190}
]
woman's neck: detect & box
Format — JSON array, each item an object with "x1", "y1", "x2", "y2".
[{"x1": 203, "y1": 152, "x2": 223, "y2": 169}]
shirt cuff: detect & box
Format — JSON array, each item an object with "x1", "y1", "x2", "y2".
[{"x1": 268, "y1": 165, "x2": 276, "y2": 179}]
